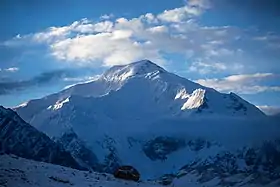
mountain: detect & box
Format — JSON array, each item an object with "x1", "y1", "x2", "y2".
[
  {"x1": 15, "y1": 60, "x2": 265, "y2": 136},
  {"x1": 16, "y1": 60, "x2": 264, "y2": 122},
  {"x1": 13, "y1": 60, "x2": 279, "y2": 184},
  {"x1": 0, "y1": 106, "x2": 81, "y2": 170}
]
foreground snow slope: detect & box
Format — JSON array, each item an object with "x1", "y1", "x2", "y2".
[
  {"x1": 1, "y1": 154, "x2": 279, "y2": 187},
  {"x1": 0, "y1": 154, "x2": 159, "y2": 187}
]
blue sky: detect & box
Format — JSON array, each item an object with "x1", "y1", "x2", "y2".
[{"x1": 1, "y1": 0, "x2": 280, "y2": 115}]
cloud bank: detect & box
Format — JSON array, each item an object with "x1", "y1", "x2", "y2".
[
  {"x1": 257, "y1": 105, "x2": 280, "y2": 116},
  {"x1": 195, "y1": 73, "x2": 280, "y2": 94},
  {"x1": 3, "y1": 0, "x2": 246, "y2": 72},
  {"x1": 0, "y1": 70, "x2": 80, "y2": 95}
]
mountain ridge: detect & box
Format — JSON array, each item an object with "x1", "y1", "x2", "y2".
[{"x1": 0, "y1": 106, "x2": 82, "y2": 170}]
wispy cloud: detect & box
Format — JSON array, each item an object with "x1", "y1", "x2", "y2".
[
  {"x1": 0, "y1": 70, "x2": 78, "y2": 95},
  {"x1": 195, "y1": 73, "x2": 280, "y2": 94},
  {"x1": 0, "y1": 67, "x2": 19, "y2": 73},
  {"x1": 157, "y1": 0, "x2": 211, "y2": 22},
  {"x1": 63, "y1": 75, "x2": 100, "y2": 89},
  {"x1": 257, "y1": 105, "x2": 280, "y2": 116},
  {"x1": 189, "y1": 60, "x2": 243, "y2": 74},
  {"x1": 253, "y1": 33, "x2": 280, "y2": 50},
  {"x1": 100, "y1": 14, "x2": 114, "y2": 20}
]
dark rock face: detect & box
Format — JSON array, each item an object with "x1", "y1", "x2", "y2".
[
  {"x1": 187, "y1": 138, "x2": 211, "y2": 152},
  {"x1": 95, "y1": 135, "x2": 122, "y2": 174},
  {"x1": 152, "y1": 140, "x2": 280, "y2": 186},
  {"x1": 227, "y1": 93, "x2": 251, "y2": 115},
  {"x1": 57, "y1": 130, "x2": 101, "y2": 171},
  {"x1": 0, "y1": 106, "x2": 81, "y2": 170},
  {"x1": 157, "y1": 174, "x2": 176, "y2": 185},
  {"x1": 143, "y1": 136, "x2": 214, "y2": 161},
  {"x1": 114, "y1": 165, "x2": 140, "y2": 182},
  {"x1": 196, "y1": 97, "x2": 209, "y2": 113},
  {"x1": 143, "y1": 136, "x2": 186, "y2": 161},
  {"x1": 102, "y1": 150, "x2": 121, "y2": 174},
  {"x1": 59, "y1": 132, "x2": 123, "y2": 174}
]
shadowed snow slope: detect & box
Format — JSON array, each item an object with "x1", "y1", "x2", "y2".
[{"x1": 0, "y1": 106, "x2": 81, "y2": 170}]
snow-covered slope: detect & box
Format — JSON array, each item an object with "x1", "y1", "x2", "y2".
[
  {"x1": 0, "y1": 106, "x2": 81, "y2": 170},
  {"x1": 0, "y1": 154, "x2": 159, "y2": 187},
  {"x1": 1, "y1": 153, "x2": 280, "y2": 187},
  {"x1": 12, "y1": 60, "x2": 278, "y2": 182}
]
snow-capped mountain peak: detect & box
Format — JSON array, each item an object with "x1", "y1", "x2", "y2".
[
  {"x1": 102, "y1": 59, "x2": 166, "y2": 82},
  {"x1": 15, "y1": 59, "x2": 265, "y2": 122}
]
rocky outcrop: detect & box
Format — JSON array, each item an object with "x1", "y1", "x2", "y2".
[
  {"x1": 143, "y1": 136, "x2": 215, "y2": 161},
  {"x1": 143, "y1": 136, "x2": 186, "y2": 161},
  {"x1": 114, "y1": 165, "x2": 140, "y2": 182},
  {"x1": 157, "y1": 140, "x2": 280, "y2": 186},
  {"x1": 99, "y1": 135, "x2": 122, "y2": 174}
]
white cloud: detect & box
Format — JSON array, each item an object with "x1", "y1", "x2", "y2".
[
  {"x1": 4, "y1": 0, "x2": 278, "y2": 78},
  {"x1": 195, "y1": 73, "x2": 280, "y2": 94},
  {"x1": 63, "y1": 75, "x2": 100, "y2": 89},
  {"x1": 2, "y1": 1, "x2": 241, "y2": 69},
  {"x1": 188, "y1": 0, "x2": 211, "y2": 9},
  {"x1": 204, "y1": 48, "x2": 234, "y2": 57},
  {"x1": 225, "y1": 73, "x2": 275, "y2": 82},
  {"x1": 5, "y1": 67, "x2": 19, "y2": 72},
  {"x1": 157, "y1": 7, "x2": 196, "y2": 22},
  {"x1": 0, "y1": 67, "x2": 19, "y2": 73},
  {"x1": 141, "y1": 13, "x2": 158, "y2": 24},
  {"x1": 253, "y1": 33, "x2": 280, "y2": 50},
  {"x1": 100, "y1": 14, "x2": 114, "y2": 20},
  {"x1": 23, "y1": 14, "x2": 244, "y2": 70},
  {"x1": 33, "y1": 26, "x2": 72, "y2": 43},
  {"x1": 189, "y1": 61, "x2": 227, "y2": 74},
  {"x1": 257, "y1": 105, "x2": 280, "y2": 116},
  {"x1": 63, "y1": 75, "x2": 100, "y2": 82},
  {"x1": 74, "y1": 20, "x2": 114, "y2": 33},
  {"x1": 111, "y1": 30, "x2": 133, "y2": 40},
  {"x1": 253, "y1": 34, "x2": 280, "y2": 42},
  {"x1": 157, "y1": 0, "x2": 210, "y2": 22},
  {"x1": 50, "y1": 31, "x2": 165, "y2": 66},
  {"x1": 146, "y1": 25, "x2": 168, "y2": 33}
]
